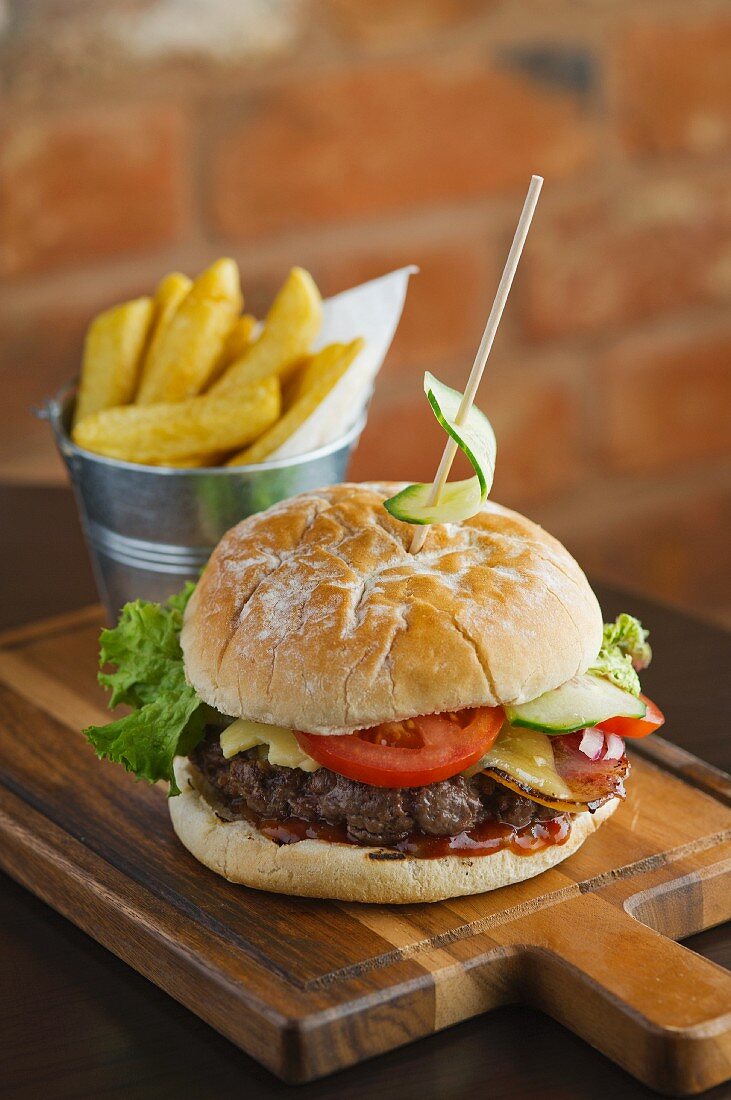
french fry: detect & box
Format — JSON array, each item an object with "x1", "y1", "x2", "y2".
[
  {"x1": 138, "y1": 271, "x2": 193, "y2": 393},
  {"x1": 135, "y1": 258, "x2": 243, "y2": 405},
  {"x1": 284, "y1": 351, "x2": 330, "y2": 407},
  {"x1": 210, "y1": 268, "x2": 322, "y2": 396},
  {"x1": 73, "y1": 377, "x2": 280, "y2": 466},
  {"x1": 155, "y1": 271, "x2": 193, "y2": 312},
  {"x1": 227, "y1": 339, "x2": 364, "y2": 466},
  {"x1": 207, "y1": 313, "x2": 258, "y2": 386},
  {"x1": 73, "y1": 297, "x2": 154, "y2": 426},
  {"x1": 221, "y1": 313, "x2": 258, "y2": 364}
]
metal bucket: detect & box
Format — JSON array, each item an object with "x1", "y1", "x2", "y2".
[{"x1": 41, "y1": 380, "x2": 366, "y2": 622}]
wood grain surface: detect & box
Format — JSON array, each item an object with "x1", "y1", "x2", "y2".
[{"x1": 0, "y1": 605, "x2": 729, "y2": 1092}]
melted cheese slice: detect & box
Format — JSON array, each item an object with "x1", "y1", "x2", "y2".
[
  {"x1": 219, "y1": 718, "x2": 321, "y2": 772},
  {"x1": 481, "y1": 726, "x2": 574, "y2": 800},
  {"x1": 219, "y1": 719, "x2": 574, "y2": 794}
]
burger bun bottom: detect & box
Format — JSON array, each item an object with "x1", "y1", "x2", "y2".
[{"x1": 170, "y1": 758, "x2": 619, "y2": 905}]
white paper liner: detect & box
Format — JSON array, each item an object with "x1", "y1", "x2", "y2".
[{"x1": 268, "y1": 266, "x2": 417, "y2": 459}]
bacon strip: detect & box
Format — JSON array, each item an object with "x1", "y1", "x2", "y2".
[
  {"x1": 484, "y1": 731, "x2": 629, "y2": 814},
  {"x1": 551, "y1": 731, "x2": 629, "y2": 806}
]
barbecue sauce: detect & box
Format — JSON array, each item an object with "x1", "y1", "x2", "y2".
[{"x1": 242, "y1": 807, "x2": 572, "y2": 859}]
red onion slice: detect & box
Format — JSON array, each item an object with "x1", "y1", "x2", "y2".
[
  {"x1": 579, "y1": 727, "x2": 604, "y2": 761},
  {"x1": 602, "y1": 732, "x2": 625, "y2": 760}
]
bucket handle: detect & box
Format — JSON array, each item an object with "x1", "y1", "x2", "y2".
[{"x1": 34, "y1": 395, "x2": 77, "y2": 465}]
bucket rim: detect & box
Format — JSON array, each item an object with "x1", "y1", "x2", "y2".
[{"x1": 44, "y1": 378, "x2": 368, "y2": 477}]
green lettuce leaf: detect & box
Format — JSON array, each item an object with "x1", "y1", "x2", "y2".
[
  {"x1": 589, "y1": 613, "x2": 652, "y2": 697},
  {"x1": 85, "y1": 583, "x2": 205, "y2": 795}
]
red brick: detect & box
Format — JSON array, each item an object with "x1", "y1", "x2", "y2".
[
  {"x1": 3, "y1": 2, "x2": 302, "y2": 103},
  {"x1": 316, "y1": 237, "x2": 494, "y2": 377},
  {"x1": 0, "y1": 305, "x2": 87, "y2": 480},
  {"x1": 328, "y1": 0, "x2": 488, "y2": 48},
  {"x1": 600, "y1": 328, "x2": 731, "y2": 474},
  {"x1": 489, "y1": 370, "x2": 583, "y2": 505},
  {"x1": 521, "y1": 178, "x2": 731, "y2": 341},
  {"x1": 618, "y1": 18, "x2": 731, "y2": 156},
  {"x1": 0, "y1": 105, "x2": 187, "y2": 277},
  {"x1": 349, "y1": 370, "x2": 582, "y2": 505},
  {"x1": 210, "y1": 58, "x2": 596, "y2": 238}
]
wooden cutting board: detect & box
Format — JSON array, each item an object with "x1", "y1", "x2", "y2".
[{"x1": 0, "y1": 607, "x2": 729, "y2": 1093}]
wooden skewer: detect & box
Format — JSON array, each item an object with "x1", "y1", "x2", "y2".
[{"x1": 409, "y1": 174, "x2": 543, "y2": 554}]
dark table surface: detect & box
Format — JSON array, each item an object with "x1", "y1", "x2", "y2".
[{"x1": 2, "y1": 484, "x2": 730, "y2": 1100}]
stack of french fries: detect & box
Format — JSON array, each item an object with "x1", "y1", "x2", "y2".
[{"x1": 72, "y1": 259, "x2": 365, "y2": 468}]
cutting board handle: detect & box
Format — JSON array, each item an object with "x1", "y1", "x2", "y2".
[{"x1": 516, "y1": 892, "x2": 731, "y2": 1095}]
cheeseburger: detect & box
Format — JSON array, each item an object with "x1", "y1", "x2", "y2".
[{"x1": 86, "y1": 483, "x2": 663, "y2": 904}]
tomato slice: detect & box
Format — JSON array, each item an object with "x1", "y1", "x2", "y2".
[
  {"x1": 598, "y1": 693, "x2": 665, "y2": 739},
  {"x1": 295, "y1": 707, "x2": 504, "y2": 788}
]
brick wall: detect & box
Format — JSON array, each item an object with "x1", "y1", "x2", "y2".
[{"x1": 1, "y1": 0, "x2": 729, "y2": 625}]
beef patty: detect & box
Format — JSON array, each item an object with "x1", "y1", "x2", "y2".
[{"x1": 191, "y1": 732, "x2": 562, "y2": 847}]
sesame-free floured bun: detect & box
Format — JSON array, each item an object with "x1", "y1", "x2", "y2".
[{"x1": 181, "y1": 483, "x2": 603, "y2": 734}]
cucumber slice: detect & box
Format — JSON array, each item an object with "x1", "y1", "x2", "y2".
[
  {"x1": 505, "y1": 673, "x2": 646, "y2": 734},
  {"x1": 384, "y1": 372, "x2": 496, "y2": 525},
  {"x1": 384, "y1": 477, "x2": 482, "y2": 525}
]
